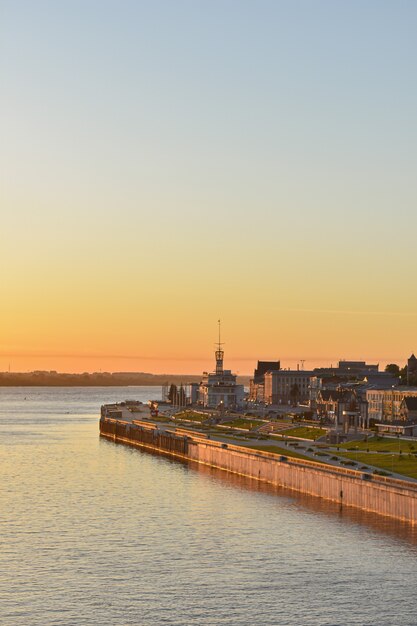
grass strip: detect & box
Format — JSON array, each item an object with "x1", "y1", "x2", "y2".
[
  {"x1": 331, "y1": 436, "x2": 417, "y2": 453},
  {"x1": 223, "y1": 418, "x2": 265, "y2": 430},
  {"x1": 336, "y1": 451, "x2": 417, "y2": 479},
  {"x1": 282, "y1": 426, "x2": 327, "y2": 441}
]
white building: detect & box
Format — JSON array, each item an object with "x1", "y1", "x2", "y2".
[
  {"x1": 198, "y1": 325, "x2": 244, "y2": 409},
  {"x1": 264, "y1": 370, "x2": 313, "y2": 405},
  {"x1": 366, "y1": 389, "x2": 385, "y2": 423},
  {"x1": 366, "y1": 387, "x2": 417, "y2": 423}
]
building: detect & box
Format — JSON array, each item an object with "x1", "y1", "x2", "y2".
[
  {"x1": 198, "y1": 323, "x2": 244, "y2": 409},
  {"x1": 316, "y1": 388, "x2": 368, "y2": 430},
  {"x1": 408, "y1": 354, "x2": 417, "y2": 384},
  {"x1": 189, "y1": 382, "x2": 200, "y2": 404},
  {"x1": 316, "y1": 389, "x2": 345, "y2": 423},
  {"x1": 337, "y1": 360, "x2": 379, "y2": 375},
  {"x1": 399, "y1": 397, "x2": 417, "y2": 422},
  {"x1": 310, "y1": 367, "x2": 395, "y2": 412},
  {"x1": 383, "y1": 388, "x2": 410, "y2": 422},
  {"x1": 264, "y1": 369, "x2": 314, "y2": 405},
  {"x1": 366, "y1": 389, "x2": 386, "y2": 423},
  {"x1": 312, "y1": 360, "x2": 381, "y2": 380},
  {"x1": 249, "y1": 360, "x2": 280, "y2": 403},
  {"x1": 309, "y1": 362, "x2": 393, "y2": 408},
  {"x1": 363, "y1": 377, "x2": 400, "y2": 422},
  {"x1": 309, "y1": 375, "x2": 347, "y2": 409},
  {"x1": 375, "y1": 420, "x2": 417, "y2": 437},
  {"x1": 375, "y1": 397, "x2": 417, "y2": 435},
  {"x1": 382, "y1": 388, "x2": 417, "y2": 422}
]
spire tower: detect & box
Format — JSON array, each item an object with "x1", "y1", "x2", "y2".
[{"x1": 215, "y1": 319, "x2": 224, "y2": 375}]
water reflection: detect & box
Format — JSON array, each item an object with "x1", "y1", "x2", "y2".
[{"x1": 105, "y1": 437, "x2": 417, "y2": 547}]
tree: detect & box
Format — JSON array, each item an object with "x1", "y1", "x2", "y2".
[
  {"x1": 290, "y1": 383, "x2": 300, "y2": 405},
  {"x1": 168, "y1": 384, "x2": 178, "y2": 403},
  {"x1": 385, "y1": 364, "x2": 400, "y2": 376},
  {"x1": 178, "y1": 385, "x2": 186, "y2": 406},
  {"x1": 400, "y1": 365, "x2": 417, "y2": 386}
]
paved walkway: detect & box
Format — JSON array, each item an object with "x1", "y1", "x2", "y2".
[{"x1": 168, "y1": 419, "x2": 417, "y2": 483}]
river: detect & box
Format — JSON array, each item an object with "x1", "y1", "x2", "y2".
[{"x1": 1, "y1": 386, "x2": 417, "y2": 625}]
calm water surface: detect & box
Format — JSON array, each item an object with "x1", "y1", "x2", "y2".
[{"x1": 1, "y1": 387, "x2": 417, "y2": 626}]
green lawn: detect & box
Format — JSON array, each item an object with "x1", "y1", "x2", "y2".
[
  {"x1": 216, "y1": 431, "x2": 250, "y2": 439},
  {"x1": 336, "y1": 436, "x2": 417, "y2": 453},
  {"x1": 283, "y1": 426, "x2": 327, "y2": 441},
  {"x1": 174, "y1": 411, "x2": 207, "y2": 422},
  {"x1": 223, "y1": 418, "x2": 265, "y2": 430},
  {"x1": 336, "y1": 451, "x2": 417, "y2": 479}
]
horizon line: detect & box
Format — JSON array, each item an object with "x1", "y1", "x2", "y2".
[{"x1": 0, "y1": 353, "x2": 411, "y2": 362}]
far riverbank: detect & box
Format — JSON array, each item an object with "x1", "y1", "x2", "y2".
[{"x1": 0, "y1": 372, "x2": 251, "y2": 387}]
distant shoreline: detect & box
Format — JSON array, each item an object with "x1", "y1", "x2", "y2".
[
  {"x1": 0, "y1": 382, "x2": 178, "y2": 387},
  {"x1": 0, "y1": 372, "x2": 251, "y2": 387}
]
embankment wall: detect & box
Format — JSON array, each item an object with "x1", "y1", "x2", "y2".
[{"x1": 100, "y1": 417, "x2": 417, "y2": 524}]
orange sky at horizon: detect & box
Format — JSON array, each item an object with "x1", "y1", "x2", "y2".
[
  {"x1": 0, "y1": 357, "x2": 412, "y2": 376},
  {"x1": 0, "y1": 353, "x2": 412, "y2": 376},
  {"x1": 0, "y1": 307, "x2": 414, "y2": 376},
  {"x1": 1, "y1": 252, "x2": 416, "y2": 374}
]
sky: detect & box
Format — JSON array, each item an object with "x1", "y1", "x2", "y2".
[{"x1": 1, "y1": 0, "x2": 416, "y2": 374}]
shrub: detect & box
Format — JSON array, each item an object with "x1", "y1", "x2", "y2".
[{"x1": 373, "y1": 469, "x2": 391, "y2": 476}]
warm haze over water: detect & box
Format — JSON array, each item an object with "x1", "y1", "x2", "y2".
[{"x1": 1, "y1": 1, "x2": 416, "y2": 374}]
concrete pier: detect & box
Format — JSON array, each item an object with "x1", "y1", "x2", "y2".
[{"x1": 100, "y1": 416, "x2": 417, "y2": 525}]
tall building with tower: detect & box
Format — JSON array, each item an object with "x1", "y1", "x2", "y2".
[
  {"x1": 249, "y1": 360, "x2": 281, "y2": 403},
  {"x1": 408, "y1": 354, "x2": 417, "y2": 384},
  {"x1": 198, "y1": 321, "x2": 245, "y2": 409}
]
